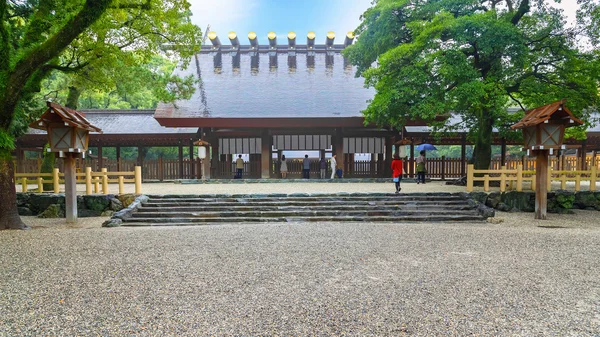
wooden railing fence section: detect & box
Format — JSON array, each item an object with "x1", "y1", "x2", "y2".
[
  {"x1": 15, "y1": 166, "x2": 142, "y2": 195},
  {"x1": 467, "y1": 164, "x2": 598, "y2": 193}
]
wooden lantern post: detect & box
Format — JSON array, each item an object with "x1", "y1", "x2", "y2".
[
  {"x1": 29, "y1": 102, "x2": 103, "y2": 223},
  {"x1": 511, "y1": 100, "x2": 583, "y2": 219}
]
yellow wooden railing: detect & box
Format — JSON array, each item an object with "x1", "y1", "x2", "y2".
[
  {"x1": 15, "y1": 166, "x2": 142, "y2": 195},
  {"x1": 467, "y1": 164, "x2": 598, "y2": 192}
]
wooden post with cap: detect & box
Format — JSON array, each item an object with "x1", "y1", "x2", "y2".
[{"x1": 511, "y1": 100, "x2": 584, "y2": 220}]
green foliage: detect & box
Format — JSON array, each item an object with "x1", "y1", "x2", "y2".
[
  {"x1": 555, "y1": 192, "x2": 575, "y2": 209},
  {"x1": 345, "y1": 0, "x2": 600, "y2": 169}
]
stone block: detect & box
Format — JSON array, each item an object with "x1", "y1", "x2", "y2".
[
  {"x1": 102, "y1": 218, "x2": 123, "y2": 227},
  {"x1": 37, "y1": 204, "x2": 64, "y2": 218},
  {"x1": 84, "y1": 195, "x2": 111, "y2": 212},
  {"x1": 117, "y1": 194, "x2": 137, "y2": 208},
  {"x1": 573, "y1": 192, "x2": 598, "y2": 209},
  {"x1": 16, "y1": 193, "x2": 32, "y2": 207},
  {"x1": 78, "y1": 209, "x2": 103, "y2": 217},
  {"x1": 109, "y1": 198, "x2": 124, "y2": 211},
  {"x1": 486, "y1": 192, "x2": 502, "y2": 208},
  {"x1": 548, "y1": 191, "x2": 575, "y2": 213},
  {"x1": 101, "y1": 210, "x2": 115, "y2": 217},
  {"x1": 468, "y1": 192, "x2": 488, "y2": 205},
  {"x1": 18, "y1": 207, "x2": 33, "y2": 216},
  {"x1": 501, "y1": 191, "x2": 535, "y2": 212},
  {"x1": 29, "y1": 194, "x2": 64, "y2": 214}
]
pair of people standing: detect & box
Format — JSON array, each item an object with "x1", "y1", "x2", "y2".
[{"x1": 279, "y1": 155, "x2": 339, "y2": 179}]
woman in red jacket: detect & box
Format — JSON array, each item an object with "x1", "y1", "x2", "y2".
[{"x1": 391, "y1": 154, "x2": 403, "y2": 194}]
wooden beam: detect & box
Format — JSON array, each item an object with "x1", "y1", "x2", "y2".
[
  {"x1": 409, "y1": 139, "x2": 415, "y2": 178},
  {"x1": 461, "y1": 134, "x2": 467, "y2": 177},
  {"x1": 178, "y1": 143, "x2": 184, "y2": 179},
  {"x1": 261, "y1": 129, "x2": 272, "y2": 178},
  {"x1": 500, "y1": 138, "x2": 507, "y2": 166},
  {"x1": 97, "y1": 146, "x2": 103, "y2": 171},
  {"x1": 533, "y1": 149, "x2": 549, "y2": 220}
]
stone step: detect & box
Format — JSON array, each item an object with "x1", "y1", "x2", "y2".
[
  {"x1": 130, "y1": 209, "x2": 480, "y2": 218},
  {"x1": 121, "y1": 214, "x2": 485, "y2": 225},
  {"x1": 146, "y1": 196, "x2": 465, "y2": 203},
  {"x1": 136, "y1": 204, "x2": 476, "y2": 212},
  {"x1": 141, "y1": 200, "x2": 470, "y2": 208}
]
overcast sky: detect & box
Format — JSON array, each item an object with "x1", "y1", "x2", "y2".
[{"x1": 187, "y1": 0, "x2": 581, "y2": 44}]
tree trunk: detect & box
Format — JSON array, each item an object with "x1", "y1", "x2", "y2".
[
  {"x1": 66, "y1": 86, "x2": 82, "y2": 110},
  {"x1": 473, "y1": 112, "x2": 494, "y2": 170},
  {"x1": 0, "y1": 149, "x2": 29, "y2": 230}
]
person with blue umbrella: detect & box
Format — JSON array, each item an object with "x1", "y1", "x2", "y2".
[{"x1": 415, "y1": 144, "x2": 436, "y2": 184}]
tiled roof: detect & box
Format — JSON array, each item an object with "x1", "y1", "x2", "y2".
[
  {"x1": 511, "y1": 100, "x2": 583, "y2": 129},
  {"x1": 154, "y1": 52, "x2": 375, "y2": 120},
  {"x1": 27, "y1": 110, "x2": 197, "y2": 135},
  {"x1": 29, "y1": 102, "x2": 102, "y2": 133}
]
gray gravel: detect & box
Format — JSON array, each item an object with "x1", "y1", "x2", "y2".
[{"x1": 2, "y1": 213, "x2": 600, "y2": 336}]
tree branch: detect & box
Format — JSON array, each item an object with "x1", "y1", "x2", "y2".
[
  {"x1": 507, "y1": 92, "x2": 526, "y2": 111},
  {"x1": 41, "y1": 62, "x2": 91, "y2": 73},
  {"x1": 10, "y1": 0, "x2": 112, "y2": 95},
  {"x1": 109, "y1": 0, "x2": 151, "y2": 10},
  {"x1": 511, "y1": 0, "x2": 530, "y2": 25}
]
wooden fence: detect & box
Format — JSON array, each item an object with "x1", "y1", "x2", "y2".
[
  {"x1": 16, "y1": 155, "x2": 600, "y2": 180},
  {"x1": 15, "y1": 166, "x2": 142, "y2": 195},
  {"x1": 466, "y1": 164, "x2": 599, "y2": 192}
]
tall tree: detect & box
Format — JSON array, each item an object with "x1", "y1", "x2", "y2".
[
  {"x1": 0, "y1": 0, "x2": 200, "y2": 230},
  {"x1": 345, "y1": 0, "x2": 600, "y2": 170}
]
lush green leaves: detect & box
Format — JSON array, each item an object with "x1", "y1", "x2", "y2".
[{"x1": 345, "y1": 0, "x2": 600, "y2": 169}]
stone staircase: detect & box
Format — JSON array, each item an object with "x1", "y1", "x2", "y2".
[{"x1": 119, "y1": 193, "x2": 486, "y2": 226}]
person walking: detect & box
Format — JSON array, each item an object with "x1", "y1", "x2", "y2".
[
  {"x1": 319, "y1": 157, "x2": 327, "y2": 179},
  {"x1": 235, "y1": 155, "x2": 244, "y2": 179},
  {"x1": 416, "y1": 150, "x2": 426, "y2": 184},
  {"x1": 330, "y1": 154, "x2": 337, "y2": 179},
  {"x1": 280, "y1": 155, "x2": 288, "y2": 179},
  {"x1": 302, "y1": 154, "x2": 310, "y2": 179},
  {"x1": 391, "y1": 154, "x2": 403, "y2": 193}
]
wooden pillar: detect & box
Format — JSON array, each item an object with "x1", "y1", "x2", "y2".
[
  {"x1": 409, "y1": 138, "x2": 415, "y2": 178},
  {"x1": 533, "y1": 150, "x2": 549, "y2": 220},
  {"x1": 189, "y1": 139, "x2": 195, "y2": 178},
  {"x1": 500, "y1": 138, "x2": 507, "y2": 167},
  {"x1": 97, "y1": 146, "x2": 103, "y2": 171},
  {"x1": 593, "y1": 150, "x2": 598, "y2": 168},
  {"x1": 16, "y1": 149, "x2": 24, "y2": 173},
  {"x1": 460, "y1": 134, "x2": 467, "y2": 177},
  {"x1": 261, "y1": 130, "x2": 272, "y2": 178},
  {"x1": 178, "y1": 143, "x2": 184, "y2": 179},
  {"x1": 137, "y1": 146, "x2": 144, "y2": 167},
  {"x1": 333, "y1": 129, "x2": 344, "y2": 165},
  {"x1": 158, "y1": 156, "x2": 164, "y2": 181},
  {"x1": 385, "y1": 136, "x2": 393, "y2": 177},
  {"x1": 211, "y1": 139, "x2": 219, "y2": 178},
  {"x1": 394, "y1": 144, "x2": 399, "y2": 157},
  {"x1": 116, "y1": 146, "x2": 121, "y2": 171},
  {"x1": 370, "y1": 153, "x2": 376, "y2": 177},
  {"x1": 581, "y1": 140, "x2": 587, "y2": 170},
  {"x1": 64, "y1": 153, "x2": 77, "y2": 223}
]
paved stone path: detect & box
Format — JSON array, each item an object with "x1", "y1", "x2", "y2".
[{"x1": 2, "y1": 214, "x2": 600, "y2": 335}]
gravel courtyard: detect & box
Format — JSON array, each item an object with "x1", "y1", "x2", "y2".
[{"x1": 1, "y1": 212, "x2": 600, "y2": 336}]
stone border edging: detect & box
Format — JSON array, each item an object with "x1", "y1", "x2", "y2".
[
  {"x1": 102, "y1": 195, "x2": 149, "y2": 227},
  {"x1": 175, "y1": 178, "x2": 421, "y2": 184}
]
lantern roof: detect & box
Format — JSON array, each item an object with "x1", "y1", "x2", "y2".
[
  {"x1": 511, "y1": 99, "x2": 583, "y2": 130},
  {"x1": 29, "y1": 101, "x2": 103, "y2": 133}
]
